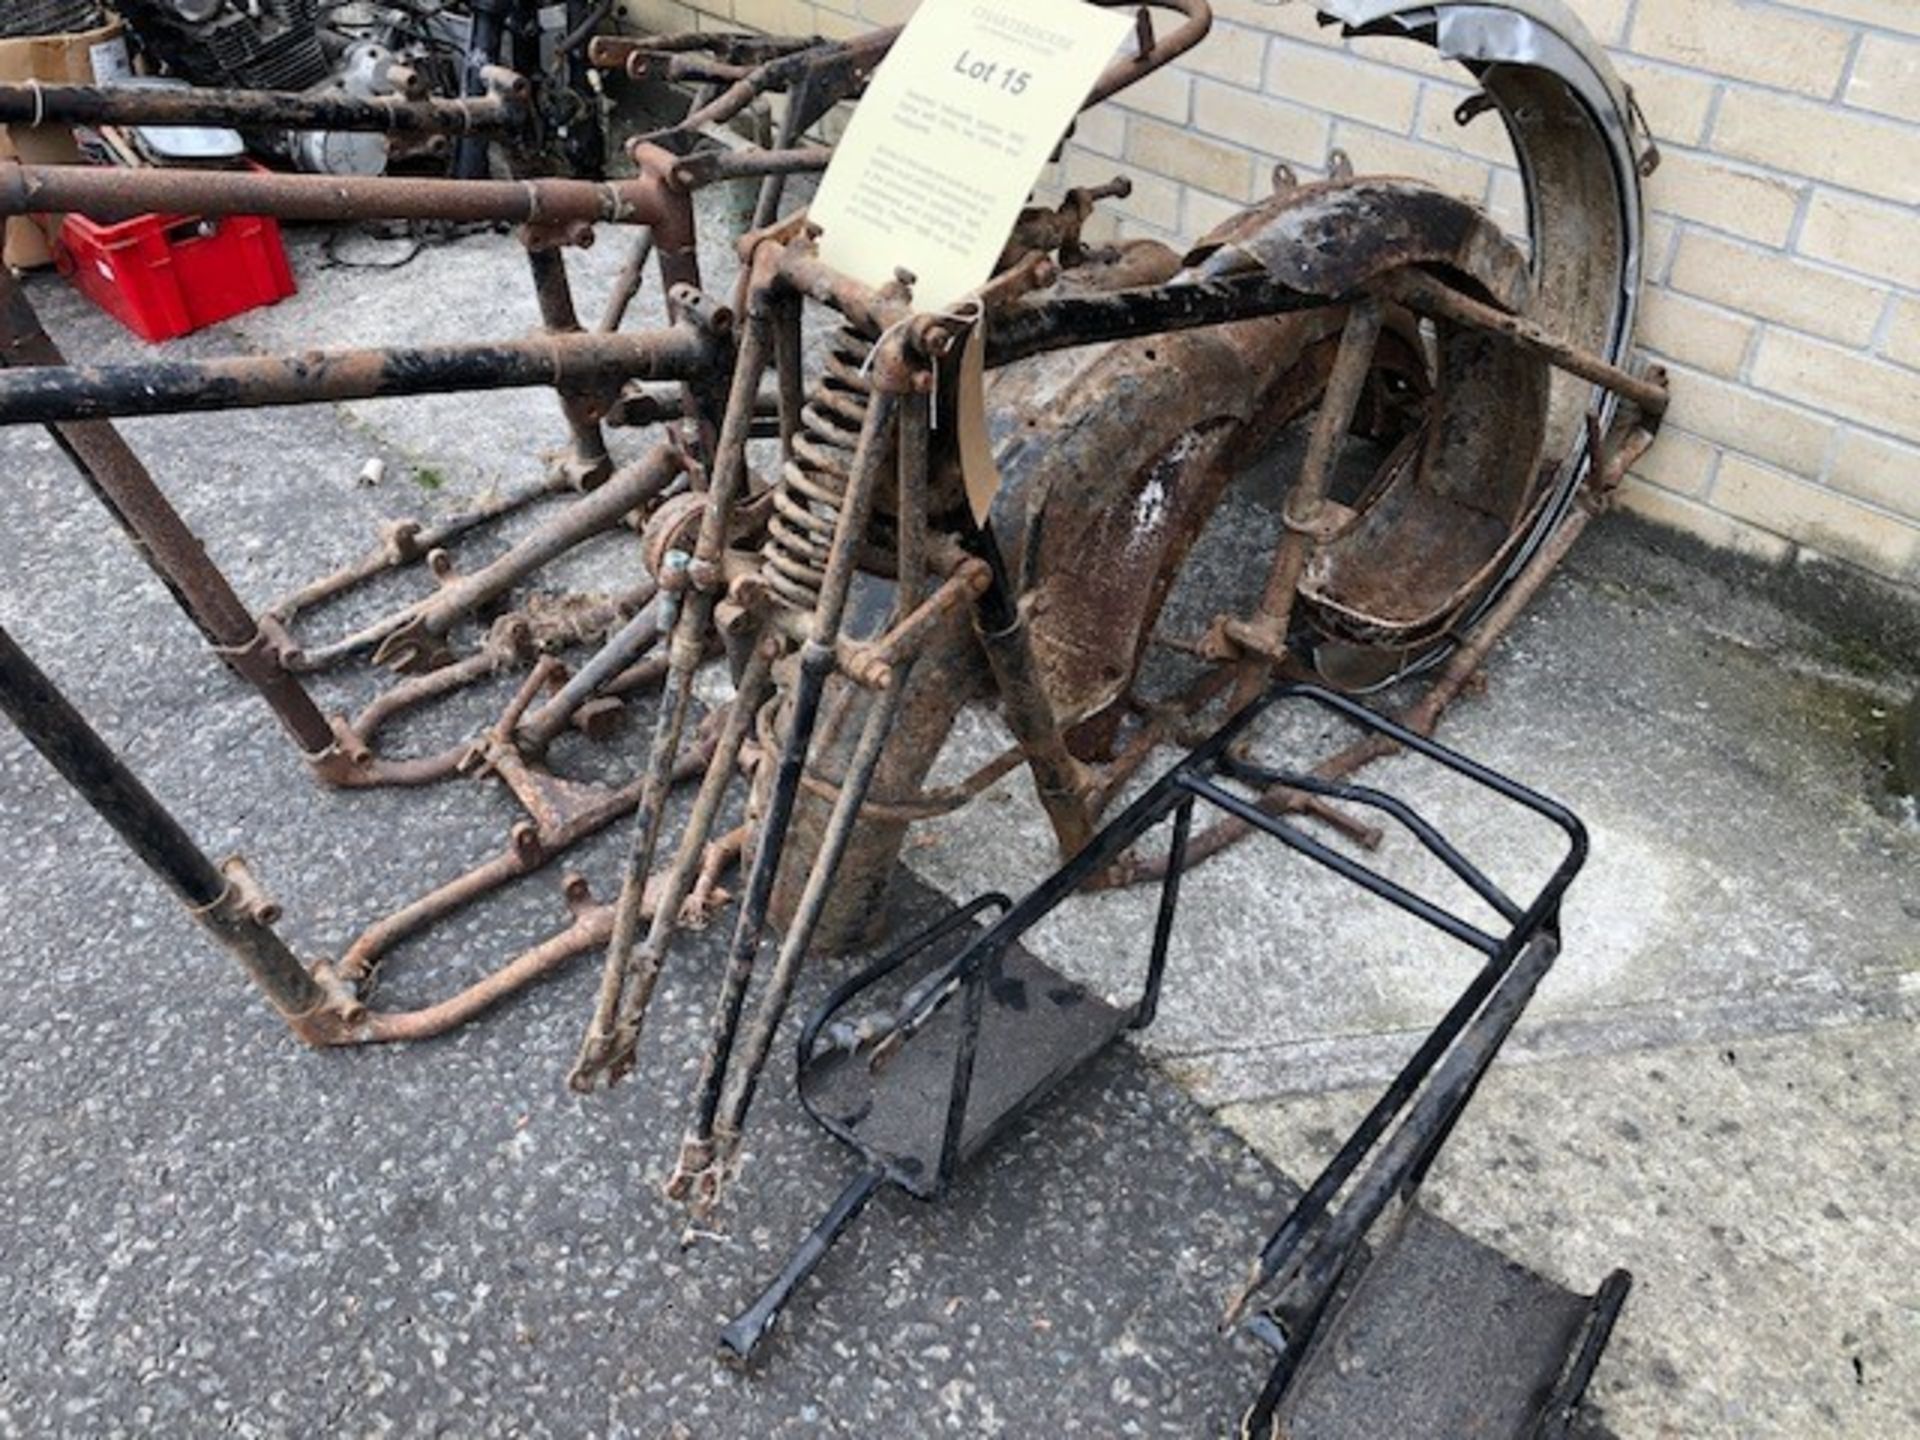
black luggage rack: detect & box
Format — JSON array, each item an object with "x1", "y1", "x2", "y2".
[{"x1": 725, "y1": 684, "x2": 1631, "y2": 1438}]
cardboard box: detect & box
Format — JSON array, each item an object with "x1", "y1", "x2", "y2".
[{"x1": 0, "y1": 19, "x2": 127, "y2": 269}]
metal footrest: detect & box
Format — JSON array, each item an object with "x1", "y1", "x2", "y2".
[
  {"x1": 801, "y1": 940, "x2": 1128, "y2": 1196},
  {"x1": 1266, "y1": 1204, "x2": 1630, "y2": 1439},
  {"x1": 724, "y1": 684, "x2": 1631, "y2": 1436}
]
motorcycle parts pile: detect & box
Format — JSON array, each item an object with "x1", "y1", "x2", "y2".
[{"x1": 0, "y1": 4, "x2": 1671, "y2": 1428}]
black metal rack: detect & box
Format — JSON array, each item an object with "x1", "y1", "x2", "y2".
[{"x1": 724, "y1": 683, "x2": 1630, "y2": 1438}]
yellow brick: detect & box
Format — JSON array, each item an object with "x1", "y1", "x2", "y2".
[
  {"x1": 1668, "y1": 232, "x2": 1885, "y2": 347},
  {"x1": 1126, "y1": 117, "x2": 1256, "y2": 201},
  {"x1": 1068, "y1": 150, "x2": 1180, "y2": 232},
  {"x1": 1887, "y1": 300, "x2": 1920, "y2": 373},
  {"x1": 1563, "y1": 0, "x2": 1632, "y2": 45},
  {"x1": 1191, "y1": 78, "x2": 1331, "y2": 171},
  {"x1": 1830, "y1": 430, "x2": 1920, "y2": 523},
  {"x1": 1646, "y1": 214, "x2": 1678, "y2": 279},
  {"x1": 1630, "y1": 428, "x2": 1719, "y2": 498},
  {"x1": 1413, "y1": 84, "x2": 1517, "y2": 165},
  {"x1": 1644, "y1": 148, "x2": 1802, "y2": 247},
  {"x1": 1264, "y1": 39, "x2": 1421, "y2": 133},
  {"x1": 1613, "y1": 57, "x2": 1718, "y2": 147},
  {"x1": 1068, "y1": 105, "x2": 1125, "y2": 159},
  {"x1": 811, "y1": 6, "x2": 868, "y2": 38},
  {"x1": 1113, "y1": 65, "x2": 1190, "y2": 124},
  {"x1": 1751, "y1": 331, "x2": 1920, "y2": 439},
  {"x1": 1616, "y1": 477, "x2": 1793, "y2": 562},
  {"x1": 622, "y1": 0, "x2": 699, "y2": 33},
  {"x1": 1635, "y1": 291, "x2": 1755, "y2": 379},
  {"x1": 1185, "y1": 187, "x2": 1248, "y2": 241},
  {"x1": 1329, "y1": 122, "x2": 1491, "y2": 203},
  {"x1": 1232, "y1": 0, "x2": 1341, "y2": 44},
  {"x1": 1714, "y1": 456, "x2": 1920, "y2": 573},
  {"x1": 1662, "y1": 365, "x2": 1834, "y2": 475},
  {"x1": 1712, "y1": 89, "x2": 1920, "y2": 206},
  {"x1": 857, "y1": 0, "x2": 914, "y2": 24},
  {"x1": 1780, "y1": 0, "x2": 1920, "y2": 37},
  {"x1": 1630, "y1": 0, "x2": 1852, "y2": 98},
  {"x1": 1847, "y1": 34, "x2": 1920, "y2": 124},
  {"x1": 1180, "y1": 21, "x2": 1267, "y2": 88},
  {"x1": 1116, "y1": 213, "x2": 1178, "y2": 246},
  {"x1": 1079, "y1": 208, "x2": 1120, "y2": 247},
  {"x1": 733, "y1": 0, "x2": 814, "y2": 33},
  {"x1": 1798, "y1": 189, "x2": 1920, "y2": 293}
]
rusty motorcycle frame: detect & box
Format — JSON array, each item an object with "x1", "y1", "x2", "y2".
[
  {"x1": 0, "y1": 1, "x2": 1665, "y2": 1181},
  {"x1": 0, "y1": 5, "x2": 1210, "y2": 1036}
]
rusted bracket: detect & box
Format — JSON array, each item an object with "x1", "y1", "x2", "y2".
[{"x1": 1374, "y1": 268, "x2": 1670, "y2": 418}]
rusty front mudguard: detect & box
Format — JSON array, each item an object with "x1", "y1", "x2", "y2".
[{"x1": 1310, "y1": 0, "x2": 1652, "y2": 675}]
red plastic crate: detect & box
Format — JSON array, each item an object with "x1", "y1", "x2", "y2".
[{"x1": 55, "y1": 187, "x2": 296, "y2": 343}]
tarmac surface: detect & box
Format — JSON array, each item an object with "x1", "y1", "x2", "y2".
[{"x1": 2, "y1": 221, "x2": 1917, "y2": 1437}]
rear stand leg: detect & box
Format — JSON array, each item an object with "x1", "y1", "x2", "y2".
[{"x1": 718, "y1": 1168, "x2": 884, "y2": 1363}]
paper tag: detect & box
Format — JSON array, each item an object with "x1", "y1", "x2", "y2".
[
  {"x1": 955, "y1": 311, "x2": 1003, "y2": 523},
  {"x1": 89, "y1": 37, "x2": 132, "y2": 85},
  {"x1": 810, "y1": 0, "x2": 1130, "y2": 313}
]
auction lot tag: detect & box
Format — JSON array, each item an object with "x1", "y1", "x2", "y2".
[{"x1": 810, "y1": 0, "x2": 1130, "y2": 312}]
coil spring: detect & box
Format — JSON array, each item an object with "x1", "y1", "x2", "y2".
[{"x1": 760, "y1": 327, "x2": 875, "y2": 613}]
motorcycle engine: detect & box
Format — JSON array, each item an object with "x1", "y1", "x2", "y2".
[
  {"x1": 120, "y1": 0, "x2": 334, "y2": 91},
  {"x1": 116, "y1": 0, "x2": 441, "y2": 175},
  {"x1": 0, "y1": 2, "x2": 109, "y2": 39}
]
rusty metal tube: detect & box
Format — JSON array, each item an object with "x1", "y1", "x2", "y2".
[
  {"x1": 352, "y1": 905, "x2": 615, "y2": 1043},
  {"x1": 1378, "y1": 269, "x2": 1669, "y2": 418},
  {"x1": 0, "y1": 81, "x2": 527, "y2": 137},
  {"x1": 0, "y1": 161, "x2": 672, "y2": 228},
  {"x1": 597, "y1": 642, "x2": 776, "y2": 1072},
  {"x1": 670, "y1": 383, "x2": 902, "y2": 1201},
  {"x1": 570, "y1": 273, "x2": 779, "y2": 1089},
  {"x1": 526, "y1": 245, "x2": 613, "y2": 483},
  {"x1": 0, "y1": 267, "x2": 342, "y2": 763},
  {"x1": 517, "y1": 603, "x2": 663, "y2": 751},
  {"x1": 987, "y1": 274, "x2": 1327, "y2": 367},
  {"x1": 1224, "y1": 297, "x2": 1383, "y2": 711},
  {"x1": 716, "y1": 675, "x2": 908, "y2": 1154},
  {"x1": 0, "y1": 326, "x2": 720, "y2": 424},
  {"x1": 266, "y1": 472, "x2": 566, "y2": 644},
  {"x1": 0, "y1": 619, "x2": 332, "y2": 1031},
  {"x1": 1084, "y1": 0, "x2": 1212, "y2": 106},
  {"x1": 597, "y1": 229, "x2": 656, "y2": 334}
]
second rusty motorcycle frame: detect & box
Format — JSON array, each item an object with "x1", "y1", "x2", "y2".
[{"x1": 565, "y1": 0, "x2": 1669, "y2": 1218}]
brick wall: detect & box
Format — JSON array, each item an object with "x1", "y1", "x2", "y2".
[{"x1": 616, "y1": 0, "x2": 1920, "y2": 588}]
